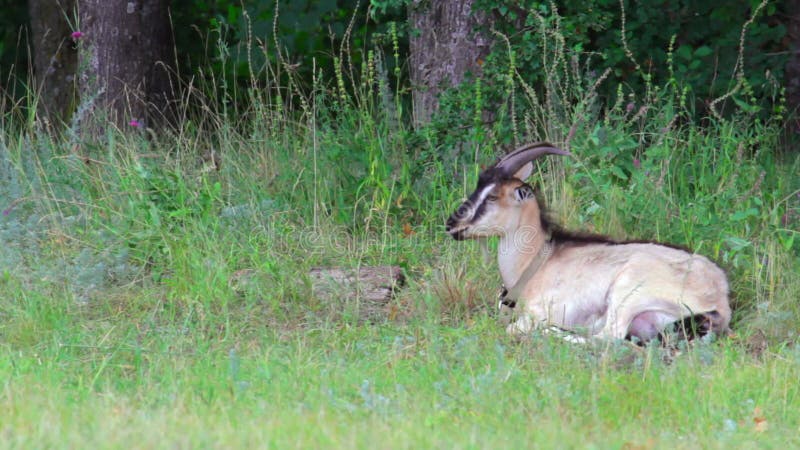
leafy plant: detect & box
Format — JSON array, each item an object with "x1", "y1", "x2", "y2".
[{"x1": 473, "y1": 0, "x2": 788, "y2": 117}]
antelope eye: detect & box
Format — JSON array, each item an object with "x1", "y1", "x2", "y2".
[{"x1": 486, "y1": 194, "x2": 499, "y2": 202}]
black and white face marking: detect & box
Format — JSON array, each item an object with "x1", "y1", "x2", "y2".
[
  {"x1": 464, "y1": 183, "x2": 497, "y2": 222},
  {"x1": 445, "y1": 166, "x2": 539, "y2": 240},
  {"x1": 446, "y1": 182, "x2": 498, "y2": 239},
  {"x1": 446, "y1": 143, "x2": 568, "y2": 240}
]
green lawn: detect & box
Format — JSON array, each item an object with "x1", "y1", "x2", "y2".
[
  {"x1": 3, "y1": 314, "x2": 799, "y2": 449},
  {"x1": 2, "y1": 47, "x2": 799, "y2": 448}
]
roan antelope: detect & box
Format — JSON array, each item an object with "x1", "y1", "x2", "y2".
[{"x1": 445, "y1": 142, "x2": 731, "y2": 342}]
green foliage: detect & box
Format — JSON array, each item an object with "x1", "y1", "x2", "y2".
[
  {"x1": 474, "y1": 0, "x2": 787, "y2": 116},
  {"x1": 169, "y1": 0, "x2": 405, "y2": 94},
  {"x1": 1, "y1": 3, "x2": 799, "y2": 446},
  {"x1": 421, "y1": 0, "x2": 790, "y2": 162}
]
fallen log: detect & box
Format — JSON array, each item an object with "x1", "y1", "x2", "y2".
[
  {"x1": 309, "y1": 265, "x2": 405, "y2": 304},
  {"x1": 229, "y1": 265, "x2": 405, "y2": 321}
]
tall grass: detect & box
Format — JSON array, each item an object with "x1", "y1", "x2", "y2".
[{"x1": 1, "y1": 7, "x2": 799, "y2": 448}]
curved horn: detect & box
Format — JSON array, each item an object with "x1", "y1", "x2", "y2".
[{"x1": 494, "y1": 142, "x2": 571, "y2": 176}]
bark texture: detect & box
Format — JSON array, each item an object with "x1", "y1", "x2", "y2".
[
  {"x1": 408, "y1": 0, "x2": 492, "y2": 127},
  {"x1": 29, "y1": 0, "x2": 77, "y2": 125},
  {"x1": 76, "y1": 0, "x2": 175, "y2": 131}
]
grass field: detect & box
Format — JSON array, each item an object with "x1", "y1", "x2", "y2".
[
  {"x1": 3, "y1": 319, "x2": 800, "y2": 448},
  {"x1": 2, "y1": 27, "x2": 800, "y2": 448}
]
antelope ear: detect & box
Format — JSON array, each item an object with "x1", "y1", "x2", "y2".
[
  {"x1": 512, "y1": 162, "x2": 534, "y2": 181},
  {"x1": 514, "y1": 184, "x2": 535, "y2": 202}
]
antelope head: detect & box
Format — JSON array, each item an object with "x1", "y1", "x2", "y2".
[{"x1": 445, "y1": 143, "x2": 571, "y2": 240}]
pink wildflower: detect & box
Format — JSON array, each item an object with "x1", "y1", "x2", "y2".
[
  {"x1": 626, "y1": 102, "x2": 635, "y2": 113},
  {"x1": 71, "y1": 31, "x2": 83, "y2": 39},
  {"x1": 633, "y1": 158, "x2": 641, "y2": 169},
  {"x1": 129, "y1": 119, "x2": 141, "y2": 127}
]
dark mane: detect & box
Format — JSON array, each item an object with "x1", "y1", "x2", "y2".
[{"x1": 535, "y1": 192, "x2": 691, "y2": 252}]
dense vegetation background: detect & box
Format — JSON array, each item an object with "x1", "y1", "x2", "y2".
[
  {"x1": 2, "y1": 1, "x2": 798, "y2": 123},
  {"x1": 1, "y1": 1, "x2": 799, "y2": 448}
]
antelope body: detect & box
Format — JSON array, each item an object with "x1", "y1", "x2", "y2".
[{"x1": 446, "y1": 143, "x2": 731, "y2": 341}]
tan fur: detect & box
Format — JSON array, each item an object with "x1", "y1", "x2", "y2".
[{"x1": 448, "y1": 165, "x2": 732, "y2": 341}]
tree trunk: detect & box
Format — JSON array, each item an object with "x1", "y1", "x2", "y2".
[
  {"x1": 76, "y1": 0, "x2": 175, "y2": 132},
  {"x1": 29, "y1": 0, "x2": 77, "y2": 126},
  {"x1": 786, "y1": 0, "x2": 800, "y2": 123},
  {"x1": 408, "y1": 0, "x2": 492, "y2": 127}
]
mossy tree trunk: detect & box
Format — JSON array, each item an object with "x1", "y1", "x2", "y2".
[
  {"x1": 29, "y1": 0, "x2": 77, "y2": 126},
  {"x1": 75, "y1": 0, "x2": 176, "y2": 133},
  {"x1": 407, "y1": 0, "x2": 492, "y2": 128}
]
